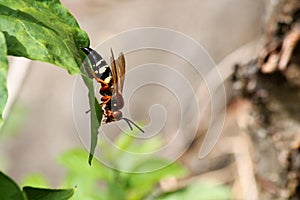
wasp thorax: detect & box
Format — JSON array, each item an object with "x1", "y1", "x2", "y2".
[
  {"x1": 111, "y1": 95, "x2": 124, "y2": 110},
  {"x1": 112, "y1": 111, "x2": 122, "y2": 120}
]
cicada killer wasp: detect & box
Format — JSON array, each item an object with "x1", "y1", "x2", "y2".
[{"x1": 81, "y1": 47, "x2": 144, "y2": 133}]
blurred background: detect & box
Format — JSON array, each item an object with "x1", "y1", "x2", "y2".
[{"x1": 0, "y1": 0, "x2": 267, "y2": 199}]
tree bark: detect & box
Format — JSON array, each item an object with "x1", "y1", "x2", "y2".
[{"x1": 233, "y1": 0, "x2": 300, "y2": 199}]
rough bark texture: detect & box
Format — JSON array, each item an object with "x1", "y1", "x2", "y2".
[{"x1": 233, "y1": 0, "x2": 300, "y2": 199}]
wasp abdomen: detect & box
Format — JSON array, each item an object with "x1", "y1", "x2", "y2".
[{"x1": 81, "y1": 47, "x2": 112, "y2": 81}]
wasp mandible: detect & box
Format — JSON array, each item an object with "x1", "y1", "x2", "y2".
[{"x1": 81, "y1": 47, "x2": 144, "y2": 133}]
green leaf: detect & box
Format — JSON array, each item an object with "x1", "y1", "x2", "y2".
[
  {"x1": 0, "y1": 31, "x2": 8, "y2": 126},
  {"x1": 0, "y1": 171, "x2": 75, "y2": 200},
  {"x1": 0, "y1": 171, "x2": 24, "y2": 200},
  {"x1": 81, "y1": 66, "x2": 103, "y2": 165},
  {"x1": 0, "y1": 0, "x2": 90, "y2": 127},
  {"x1": 87, "y1": 97, "x2": 102, "y2": 165},
  {"x1": 23, "y1": 187, "x2": 74, "y2": 200},
  {"x1": 0, "y1": 0, "x2": 89, "y2": 74}
]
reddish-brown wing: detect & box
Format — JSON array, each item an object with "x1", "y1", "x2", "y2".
[
  {"x1": 116, "y1": 52, "x2": 126, "y2": 94},
  {"x1": 110, "y1": 48, "x2": 118, "y2": 93},
  {"x1": 110, "y1": 48, "x2": 126, "y2": 95}
]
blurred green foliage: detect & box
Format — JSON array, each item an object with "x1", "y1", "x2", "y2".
[
  {"x1": 58, "y1": 131, "x2": 230, "y2": 199},
  {"x1": 58, "y1": 131, "x2": 187, "y2": 200},
  {"x1": 21, "y1": 173, "x2": 50, "y2": 189},
  {"x1": 0, "y1": 103, "x2": 28, "y2": 140},
  {"x1": 0, "y1": 102, "x2": 28, "y2": 172},
  {"x1": 156, "y1": 182, "x2": 231, "y2": 200},
  {"x1": 0, "y1": 171, "x2": 74, "y2": 200},
  {"x1": 18, "y1": 130, "x2": 232, "y2": 200}
]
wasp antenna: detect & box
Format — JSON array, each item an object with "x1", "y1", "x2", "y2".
[
  {"x1": 85, "y1": 109, "x2": 91, "y2": 114},
  {"x1": 122, "y1": 117, "x2": 144, "y2": 133},
  {"x1": 123, "y1": 118, "x2": 133, "y2": 131}
]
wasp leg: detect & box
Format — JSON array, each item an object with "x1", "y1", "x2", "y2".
[
  {"x1": 95, "y1": 77, "x2": 109, "y2": 87},
  {"x1": 100, "y1": 96, "x2": 111, "y2": 106},
  {"x1": 83, "y1": 60, "x2": 110, "y2": 88},
  {"x1": 100, "y1": 84, "x2": 110, "y2": 92}
]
